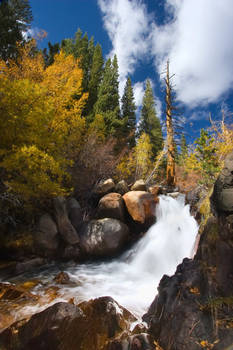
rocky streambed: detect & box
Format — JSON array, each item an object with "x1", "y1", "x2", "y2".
[{"x1": 0, "y1": 152, "x2": 233, "y2": 349}]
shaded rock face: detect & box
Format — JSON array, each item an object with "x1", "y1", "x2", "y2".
[
  {"x1": 53, "y1": 197, "x2": 79, "y2": 245},
  {"x1": 123, "y1": 191, "x2": 157, "y2": 224},
  {"x1": 0, "y1": 297, "x2": 136, "y2": 350},
  {"x1": 144, "y1": 153, "x2": 233, "y2": 350},
  {"x1": 80, "y1": 218, "x2": 129, "y2": 258},
  {"x1": 115, "y1": 180, "x2": 129, "y2": 195},
  {"x1": 93, "y1": 179, "x2": 115, "y2": 197},
  {"x1": 96, "y1": 193, "x2": 126, "y2": 222},
  {"x1": 35, "y1": 214, "x2": 59, "y2": 257},
  {"x1": 67, "y1": 198, "x2": 82, "y2": 232}
]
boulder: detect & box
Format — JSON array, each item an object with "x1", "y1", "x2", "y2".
[
  {"x1": 67, "y1": 198, "x2": 82, "y2": 232},
  {"x1": 211, "y1": 151, "x2": 233, "y2": 214},
  {"x1": 53, "y1": 197, "x2": 79, "y2": 245},
  {"x1": 107, "y1": 333, "x2": 153, "y2": 350},
  {"x1": 131, "y1": 179, "x2": 147, "y2": 191},
  {"x1": 53, "y1": 271, "x2": 70, "y2": 284},
  {"x1": 93, "y1": 179, "x2": 115, "y2": 197},
  {"x1": 15, "y1": 258, "x2": 45, "y2": 274},
  {"x1": 0, "y1": 297, "x2": 136, "y2": 350},
  {"x1": 35, "y1": 214, "x2": 60, "y2": 256},
  {"x1": 80, "y1": 218, "x2": 129, "y2": 258},
  {"x1": 96, "y1": 193, "x2": 126, "y2": 222},
  {"x1": 115, "y1": 180, "x2": 129, "y2": 195},
  {"x1": 123, "y1": 191, "x2": 158, "y2": 224}
]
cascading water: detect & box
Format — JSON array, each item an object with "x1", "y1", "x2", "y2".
[
  {"x1": 57, "y1": 195, "x2": 198, "y2": 317},
  {"x1": 6, "y1": 195, "x2": 199, "y2": 322}
]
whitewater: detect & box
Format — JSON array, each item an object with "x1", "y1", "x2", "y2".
[{"x1": 17, "y1": 194, "x2": 198, "y2": 320}]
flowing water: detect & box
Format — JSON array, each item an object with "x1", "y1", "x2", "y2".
[{"x1": 2, "y1": 195, "x2": 199, "y2": 323}]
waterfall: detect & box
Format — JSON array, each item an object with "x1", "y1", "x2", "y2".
[
  {"x1": 53, "y1": 194, "x2": 199, "y2": 318},
  {"x1": 12, "y1": 195, "x2": 198, "y2": 323}
]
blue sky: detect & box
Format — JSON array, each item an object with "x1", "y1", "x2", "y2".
[{"x1": 29, "y1": 0, "x2": 233, "y2": 143}]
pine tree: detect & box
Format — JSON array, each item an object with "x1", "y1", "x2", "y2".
[
  {"x1": 121, "y1": 77, "x2": 136, "y2": 147},
  {"x1": 0, "y1": 0, "x2": 33, "y2": 60},
  {"x1": 62, "y1": 29, "x2": 95, "y2": 92},
  {"x1": 95, "y1": 55, "x2": 121, "y2": 135},
  {"x1": 138, "y1": 79, "x2": 163, "y2": 158},
  {"x1": 179, "y1": 133, "x2": 188, "y2": 163},
  {"x1": 43, "y1": 42, "x2": 60, "y2": 66},
  {"x1": 86, "y1": 43, "x2": 104, "y2": 120}
]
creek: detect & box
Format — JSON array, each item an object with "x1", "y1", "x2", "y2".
[{"x1": 1, "y1": 195, "x2": 199, "y2": 324}]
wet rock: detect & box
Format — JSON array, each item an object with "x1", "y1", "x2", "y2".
[
  {"x1": 67, "y1": 198, "x2": 82, "y2": 231},
  {"x1": 0, "y1": 283, "x2": 37, "y2": 302},
  {"x1": 53, "y1": 271, "x2": 70, "y2": 284},
  {"x1": 131, "y1": 180, "x2": 147, "y2": 192},
  {"x1": 123, "y1": 191, "x2": 157, "y2": 224},
  {"x1": 53, "y1": 197, "x2": 79, "y2": 245},
  {"x1": 115, "y1": 180, "x2": 129, "y2": 195},
  {"x1": 78, "y1": 296, "x2": 136, "y2": 345},
  {"x1": 80, "y1": 218, "x2": 129, "y2": 258},
  {"x1": 96, "y1": 193, "x2": 126, "y2": 222},
  {"x1": 15, "y1": 258, "x2": 45, "y2": 275},
  {"x1": 107, "y1": 333, "x2": 152, "y2": 350},
  {"x1": 167, "y1": 191, "x2": 180, "y2": 199},
  {"x1": 93, "y1": 179, "x2": 115, "y2": 197},
  {"x1": 0, "y1": 297, "x2": 136, "y2": 350}
]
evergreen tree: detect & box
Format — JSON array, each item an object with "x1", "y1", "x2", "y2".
[
  {"x1": 121, "y1": 77, "x2": 137, "y2": 147},
  {"x1": 138, "y1": 79, "x2": 163, "y2": 158},
  {"x1": 194, "y1": 129, "x2": 219, "y2": 183},
  {"x1": 0, "y1": 0, "x2": 33, "y2": 60},
  {"x1": 86, "y1": 43, "x2": 104, "y2": 120},
  {"x1": 62, "y1": 29, "x2": 95, "y2": 91},
  {"x1": 43, "y1": 42, "x2": 60, "y2": 66},
  {"x1": 95, "y1": 55, "x2": 121, "y2": 135},
  {"x1": 179, "y1": 133, "x2": 188, "y2": 163}
]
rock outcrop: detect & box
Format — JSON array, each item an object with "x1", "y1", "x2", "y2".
[
  {"x1": 0, "y1": 297, "x2": 137, "y2": 350},
  {"x1": 53, "y1": 197, "x2": 79, "y2": 245},
  {"x1": 35, "y1": 214, "x2": 59, "y2": 257},
  {"x1": 144, "y1": 151, "x2": 233, "y2": 350}
]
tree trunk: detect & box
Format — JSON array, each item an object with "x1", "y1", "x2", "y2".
[{"x1": 165, "y1": 60, "x2": 175, "y2": 187}]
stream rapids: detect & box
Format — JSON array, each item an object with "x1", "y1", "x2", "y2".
[{"x1": 1, "y1": 195, "x2": 199, "y2": 325}]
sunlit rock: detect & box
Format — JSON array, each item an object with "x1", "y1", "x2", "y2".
[
  {"x1": 123, "y1": 191, "x2": 157, "y2": 224},
  {"x1": 96, "y1": 192, "x2": 126, "y2": 222}
]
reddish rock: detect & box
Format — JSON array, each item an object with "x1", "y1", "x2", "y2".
[
  {"x1": 123, "y1": 191, "x2": 158, "y2": 224},
  {"x1": 97, "y1": 193, "x2": 126, "y2": 222}
]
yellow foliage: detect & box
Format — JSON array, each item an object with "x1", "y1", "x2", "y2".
[
  {"x1": 87, "y1": 114, "x2": 106, "y2": 142},
  {"x1": 0, "y1": 42, "x2": 87, "y2": 201},
  {"x1": 117, "y1": 133, "x2": 153, "y2": 181},
  {"x1": 5, "y1": 40, "x2": 45, "y2": 82},
  {"x1": 1, "y1": 145, "x2": 71, "y2": 199}
]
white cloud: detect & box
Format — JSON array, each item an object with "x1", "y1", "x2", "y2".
[
  {"x1": 98, "y1": 0, "x2": 151, "y2": 96},
  {"x1": 133, "y1": 81, "x2": 145, "y2": 107},
  {"x1": 151, "y1": 0, "x2": 233, "y2": 106}
]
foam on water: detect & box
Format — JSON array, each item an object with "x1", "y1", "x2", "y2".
[{"x1": 13, "y1": 195, "x2": 199, "y2": 320}]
